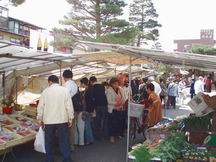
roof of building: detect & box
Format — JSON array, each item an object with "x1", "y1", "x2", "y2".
[{"x1": 8, "y1": 17, "x2": 44, "y2": 30}]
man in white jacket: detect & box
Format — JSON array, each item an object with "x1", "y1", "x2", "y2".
[
  {"x1": 37, "y1": 75, "x2": 74, "y2": 162},
  {"x1": 194, "y1": 76, "x2": 205, "y2": 95}
]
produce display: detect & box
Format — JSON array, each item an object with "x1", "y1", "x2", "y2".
[
  {"x1": 0, "y1": 128, "x2": 16, "y2": 141},
  {"x1": 0, "y1": 113, "x2": 39, "y2": 151},
  {"x1": 5, "y1": 124, "x2": 34, "y2": 136},
  {"x1": 150, "y1": 132, "x2": 190, "y2": 162},
  {"x1": 129, "y1": 113, "x2": 216, "y2": 162},
  {"x1": 182, "y1": 146, "x2": 208, "y2": 161},
  {"x1": 10, "y1": 115, "x2": 39, "y2": 131},
  {"x1": 0, "y1": 116, "x2": 14, "y2": 126},
  {"x1": 130, "y1": 144, "x2": 152, "y2": 162},
  {"x1": 145, "y1": 118, "x2": 178, "y2": 142}
]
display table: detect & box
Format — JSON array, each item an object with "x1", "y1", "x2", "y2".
[
  {"x1": 0, "y1": 112, "x2": 39, "y2": 151},
  {"x1": 24, "y1": 106, "x2": 37, "y2": 118}
]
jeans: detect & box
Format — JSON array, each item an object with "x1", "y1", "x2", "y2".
[
  {"x1": 95, "y1": 106, "x2": 108, "y2": 139},
  {"x1": 44, "y1": 123, "x2": 72, "y2": 162},
  {"x1": 75, "y1": 112, "x2": 85, "y2": 146},
  {"x1": 84, "y1": 112, "x2": 94, "y2": 144}
]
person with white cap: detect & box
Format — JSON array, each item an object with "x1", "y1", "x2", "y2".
[
  {"x1": 148, "y1": 76, "x2": 162, "y2": 96},
  {"x1": 194, "y1": 76, "x2": 205, "y2": 95}
]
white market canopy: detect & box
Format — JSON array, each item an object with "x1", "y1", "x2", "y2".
[
  {"x1": 0, "y1": 41, "x2": 149, "y2": 80},
  {"x1": 79, "y1": 41, "x2": 216, "y2": 72},
  {"x1": 1, "y1": 40, "x2": 216, "y2": 79}
]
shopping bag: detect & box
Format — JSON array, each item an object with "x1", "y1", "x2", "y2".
[{"x1": 34, "y1": 127, "x2": 46, "y2": 153}]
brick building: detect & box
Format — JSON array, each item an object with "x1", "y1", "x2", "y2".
[{"x1": 174, "y1": 29, "x2": 216, "y2": 52}]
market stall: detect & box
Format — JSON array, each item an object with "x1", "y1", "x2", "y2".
[
  {"x1": 0, "y1": 40, "x2": 154, "y2": 160},
  {"x1": 128, "y1": 94, "x2": 216, "y2": 162},
  {"x1": 79, "y1": 41, "x2": 216, "y2": 162},
  {"x1": 1, "y1": 39, "x2": 216, "y2": 162}
]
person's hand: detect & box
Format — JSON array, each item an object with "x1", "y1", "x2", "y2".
[
  {"x1": 91, "y1": 110, "x2": 96, "y2": 117},
  {"x1": 68, "y1": 121, "x2": 73, "y2": 128},
  {"x1": 40, "y1": 121, "x2": 45, "y2": 129}
]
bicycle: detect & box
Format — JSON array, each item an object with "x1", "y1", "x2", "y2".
[{"x1": 128, "y1": 102, "x2": 149, "y2": 148}]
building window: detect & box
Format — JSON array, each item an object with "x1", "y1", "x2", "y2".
[
  {"x1": 14, "y1": 22, "x2": 19, "y2": 34},
  {"x1": 19, "y1": 25, "x2": 30, "y2": 36},
  {"x1": 8, "y1": 21, "x2": 14, "y2": 32},
  {"x1": 0, "y1": 7, "x2": 8, "y2": 18},
  {"x1": 10, "y1": 38, "x2": 21, "y2": 44},
  {"x1": 0, "y1": 35, "x2": 3, "y2": 40}
]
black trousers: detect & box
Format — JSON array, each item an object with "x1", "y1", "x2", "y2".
[
  {"x1": 167, "y1": 96, "x2": 176, "y2": 108},
  {"x1": 108, "y1": 110, "x2": 123, "y2": 137}
]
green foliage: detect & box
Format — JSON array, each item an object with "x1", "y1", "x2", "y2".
[
  {"x1": 51, "y1": 28, "x2": 76, "y2": 49},
  {"x1": 129, "y1": 0, "x2": 161, "y2": 46},
  {"x1": 150, "y1": 132, "x2": 191, "y2": 162},
  {"x1": 10, "y1": 0, "x2": 25, "y2": 6},
  {"x1": 94, "y1": 27, "x2": 139, "y2": 44},
  {"x1": 157, "y1": 64, "x2": 174, "y2": 80},
  {"x1": 53, "y1": 0, "x2": 137, "y2": 48},
  {"x1": 130, "y1": 132, "x2": 191, "y2": 162},
  {"x1": 1, "y1": 95, "x2": 15, "y2": 107},
  {"x1": 130, "y1": 144, "x2": 152, "y2": 162},
  {"x1": 191, "y1": 45, "x2": 216, "y2": 55}
]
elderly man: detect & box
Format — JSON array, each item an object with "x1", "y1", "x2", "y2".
[
  {"x1": 37, "y1": 75, "x2": 74, "y2": 162},
  {"x1": 194, "y1": 76, "x2": 205, "y2": 95}
]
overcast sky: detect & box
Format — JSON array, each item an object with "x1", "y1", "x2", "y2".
[{"x1": 6, "y1": 0, "x2": 216, "y2": 51}]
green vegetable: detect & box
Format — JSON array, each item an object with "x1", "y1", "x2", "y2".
[
  {"x1": 129, "y1": 145, "x2": 152, "y2": 162},
  {"x1": 150, "y1": 132, "x2": 191, "y2": 162}
]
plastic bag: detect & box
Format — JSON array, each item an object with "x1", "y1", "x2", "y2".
[{"x1": 34, "y1": 127, "x2": 46, "y2": 153}]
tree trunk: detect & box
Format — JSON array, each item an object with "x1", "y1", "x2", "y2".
[
  {"x1": 136, "y1": 36, "x2": 141, "y2": 47},
  {"x1": 95, "y1": 0, "x2": 101, "y2": 39},
  {"x1": 137, "y1": 5, "x2": 145, "y2": 47}
]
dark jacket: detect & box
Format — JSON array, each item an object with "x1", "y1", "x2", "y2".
[
  {"x1": 84, "y1": 87, "x2": 95, "y2": 113},
  {"x1": 190, "y1": 82, "x2": 195, "y2": 94},
  {"x1": 92, "y1": 83, "x2": 108, "y2": 107}
]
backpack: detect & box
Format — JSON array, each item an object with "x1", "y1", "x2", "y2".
[{"x1": 72, "y1": 88, "x2": 83, "y2": 112}]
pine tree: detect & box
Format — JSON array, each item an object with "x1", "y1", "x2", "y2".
[
  {"x1": 129, "y1": 0, "x2": 161, "y2": 47},
  {"x1": 11, "y1": 0, "x2": 25, "y2": 6},
  {"x1": 0, "y1": 0, "x2": 25, "y2": 6},
  {"x1": 53, "y1": 0, "x2": 138, "y2": 48}
]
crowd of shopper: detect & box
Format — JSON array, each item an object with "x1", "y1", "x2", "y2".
[
  {"x1": 36, "y1": 69, "x2": 214, "y2": 162},
  {"x1": 132, "y1": 74, "x2": 214, "y2": 110}
]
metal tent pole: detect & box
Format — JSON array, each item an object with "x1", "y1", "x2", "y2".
[
  {"x1": 13, "y1": 70, "x2": 18, "y2": 109},
  {"x1": 57, "y1": 61, "x2": 62, "y2": 86},
  {"x1": 2, "y1": 72, "x2": 5, "y2": 99},
  {"x1": 126, "y1": 57, "x2": 132, "y2": 162}
]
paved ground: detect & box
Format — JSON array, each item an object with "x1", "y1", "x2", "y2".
[{"x1": 1, "y1": 137, "x2": 127, "y2": 162}]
